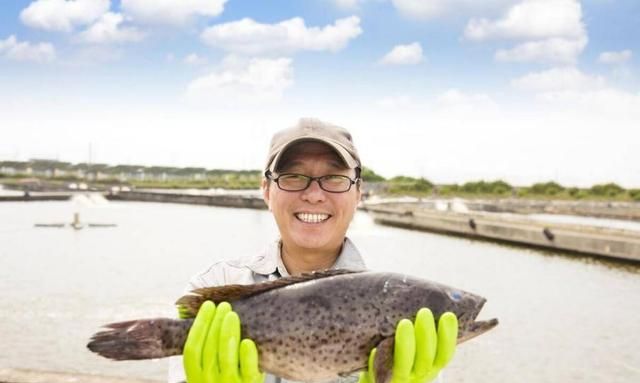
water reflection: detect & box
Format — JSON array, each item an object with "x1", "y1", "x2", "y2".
[{"x1": 0, "y1": 201, "x2": 638, "y2": 383}]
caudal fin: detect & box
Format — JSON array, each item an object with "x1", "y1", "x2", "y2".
[{"x1": 87, "y1": 318, "x2": 192, "y2": 360}]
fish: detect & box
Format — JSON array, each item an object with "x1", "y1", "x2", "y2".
[{"x1": 87, "y1": 270, "x2": 498, "y2": 383}]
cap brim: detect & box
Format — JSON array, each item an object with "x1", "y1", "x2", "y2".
[{"x1": 268, "y1": 136, "x2": 359, "y2": 173}]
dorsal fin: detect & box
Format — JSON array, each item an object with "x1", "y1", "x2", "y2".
[{"x1": 175, "y1": 269, "x2": 359, "y2": 318}]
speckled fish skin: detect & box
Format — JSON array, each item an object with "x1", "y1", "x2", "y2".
[
  {"x1": 233, "y1": 272, "x2": 489, "y2": 382},
  {"x1": 87, "y1": 271, "x2": 497, "y2": 383}
]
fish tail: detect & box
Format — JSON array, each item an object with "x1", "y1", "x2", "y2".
[{"x1": 87, "y1": 318, "x2": 193, "y2": 360}]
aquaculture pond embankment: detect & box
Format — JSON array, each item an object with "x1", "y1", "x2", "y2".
[
  {"x1": 463, "y1": 198, "x2": 640, "y2": 221},
  {"x1": 0, "y1": 193, "x2": 71, "y2": 202},
  {"x1": 106, "y1": 190, "x2": 267, "y2": 210},
  {"x1": 364, "y1": 203, "x2": 640, "y2": 263}
]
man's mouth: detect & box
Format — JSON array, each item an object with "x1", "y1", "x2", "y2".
[{"x1": 295, "y1": 212, "x2": 331, "y2": 224}]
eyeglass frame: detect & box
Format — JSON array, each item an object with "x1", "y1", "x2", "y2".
[{"x1": 264, "y1": 169, "x2": 361, "y2": 193}]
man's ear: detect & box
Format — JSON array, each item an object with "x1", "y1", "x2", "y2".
[{"x1": 261, "y1": 178, "x2": 271, "y2": 210}]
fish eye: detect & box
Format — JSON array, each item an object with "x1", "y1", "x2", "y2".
[{"x1": 449, "y1": 291, "x2": 462, "y2": 302}]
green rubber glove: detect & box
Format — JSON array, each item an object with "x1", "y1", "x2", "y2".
[
  {"x1": 183, "y1": 300, "x2": 265, "y2": 383},
  {"x1": 359, "y1": 308, "x2": 458, "y2": 383}
]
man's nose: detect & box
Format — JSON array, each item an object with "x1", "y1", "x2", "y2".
[{"x1": 301, "y1": 179, "x2": 326, "y2": 202}]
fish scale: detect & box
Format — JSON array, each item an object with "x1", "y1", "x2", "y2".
[{"x1": 88, "y1": 271, "x2": 498, "y2": 383}]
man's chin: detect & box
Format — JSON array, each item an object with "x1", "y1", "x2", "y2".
[{"x1": 290, "y1": 236, "x2": 335, "y2": 252}]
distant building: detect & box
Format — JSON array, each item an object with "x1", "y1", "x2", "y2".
[
  {"x1": 0, "y1": 161, "x2": 32, "y2": 176},
  {"x1": 29, "y1": 159, "x2": 71, "y2": 178},
  {"x1": 69, "y1": 163, "x2": 109, "y2": 180},
  {"x1": 0, "y1": 159, "x2": 261, "y2": 185},
  {"x1": 104, "y1": 165, "x2": 146, "y2": 181},
  {"x1": 175, "y1": 167, "x2": 207, "y2": 181}
]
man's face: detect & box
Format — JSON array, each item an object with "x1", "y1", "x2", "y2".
[{"x1": 263, "y1": 141, "x2": 361, "y2": 254}]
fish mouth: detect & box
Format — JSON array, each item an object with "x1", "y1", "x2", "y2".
[
  {"x1": 456, "y1": 296, "x2": 499, "y2": 344},
  {"x1": 457, "y1": 318, "x2": 499, "y2": 344}
]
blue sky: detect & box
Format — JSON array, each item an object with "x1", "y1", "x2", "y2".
[{"x1": 1, "y1": 0, "x2": 639, "y2": 187}]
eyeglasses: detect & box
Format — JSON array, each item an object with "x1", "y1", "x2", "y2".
[{"x1": 265, "y1": 170, "x2": 359, "y2": 193}]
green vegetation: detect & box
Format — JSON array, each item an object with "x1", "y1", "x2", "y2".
[
  {"x1": 513, "y1": 181, "x2": 637, "y2": 201},
  {"x1": 1, "y1": 160, "x2": 638, "y2": 201},
  {"x1": 387, "y1": 176, "x2": 434, "y2": 195},
  {"x1": 590, "y1": 183, "x2": 625, "y2": 198},
  {"x1": 460, "y1": 180, "x2": 512, "y2": 195},
  {"x1": 103, "y1": 170, "x2": 263, "y2": 190},
  {"x1": 527, "y1": 181, "x2": 565, "y2": 196},
  {"x1": 360, "y1": 167, "x2": 386, "y2": 182}
]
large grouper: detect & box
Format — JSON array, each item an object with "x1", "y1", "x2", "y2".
[{"x1": 88, "y1": 270, "x2": 498, "y2": 382}]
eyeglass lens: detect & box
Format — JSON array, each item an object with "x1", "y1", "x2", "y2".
[{"x1": 278, "y1": 174, "x2": 352, "y2": 192}]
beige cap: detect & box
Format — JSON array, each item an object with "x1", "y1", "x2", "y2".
[{"x1": 266, "y1": 118, "x2": 361, "y2": 172}]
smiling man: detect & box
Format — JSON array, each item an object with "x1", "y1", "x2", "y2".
[
  {"x1": 169, "y1": 118, "x2": 458, "y2": 383},
  {"x1": 262, "y1": 119, "x2": 364, "y2": 276}
]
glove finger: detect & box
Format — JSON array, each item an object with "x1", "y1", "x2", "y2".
[
  {"x1": 177, "y1": 304, "x2": 192, "y2": 320},
  {"x1": 220, "y1": 311, "x2": 242, "y2": 380},
  {"x1": 184, "y1": 301, "x2": 216, "y2": 383},
  {"x1": 203, "y1": 301, "x2": 231, "y2": 377},
  {"x1": 240, "y1": 339, "x2": 263, "y2": 383},
  {"x1": 432, "y1": 312, "x2": 458, "y2": 370},
  {"x1": 412, "y1": 308, "x2": 437, "y2": 377},
  {"x1": 356, "y1": 347, "x2": 376, "y2": 383},
  {"x1": 393, "y1": 319, "x2": 415, "y2": 380},
  {"x1": 365, "y1": 347, "x2": 376, "y2": 383}
]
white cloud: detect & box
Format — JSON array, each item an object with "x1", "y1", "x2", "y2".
[
  {"x1": 535, "y1": 87, "x2": 640, "y2": 116},
  {"x1": 186, "y1": 56, "x2": 293, "y2": 106},
  {"x1": 464, "y1": 0, "x2": 584, "y2": 41},
  {"x1": 495, "y1": 36, "x2": 587, "y2": 64},
  {"x1": 376, "y1": 95, "x2": 415, "y2": 109},
  {"x1": 20, "y1": 0, "x2": 109, "y2": 32},
  {"x1": 392, "y1": 0, "x2": 443, "y2": 19},
  {"x1": 333, "y1": 0, "x2": 362, "y2": 10},
  {"x1": 77, "y1": 13, "x2": 145, "y2": 44},
  {"x1": 184, "y1": 53, "x2": 207, "y2": 66},
  {"x1": 434, "y1": 89, "x2": 501, "y2": 116},
  {"x1": 375, "y1": 90, "x2": 500, "y2": 116},
  {"x1": 200, "y1": 16, "x2": 362, "y2": 55},
  {"x1": 511, "y1": 68, "x2": 640, "y2": 117},
  {"x1": 380, "y1": 42, "x2": 423, "y2": 65},
  {"x1": 391, "y1": 0, "x2": 518, "y2": 20},
  {"x1": 511, "y1": 67, "x2": 606, "y2": 93},
  {"x1": 465, "y1": 0, "x2": 587, "y2": 64},
  {"x1": 0, "y1": 35, "x2": 55, "y2": 62},
  {"x1": 121, "y1": 0, "x2": 227, "y2": 25},
  {"x1": 598, "y1": 50, "x2": 632, "y2": 64}
]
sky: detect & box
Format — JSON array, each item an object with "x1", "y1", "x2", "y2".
[{"x1": 0, "y1": 0, "x2": 639, "y2": 188}]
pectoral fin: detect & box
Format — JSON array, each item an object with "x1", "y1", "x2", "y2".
[{"x1": 373, "y1": 337, "x2": 395, "y2": 383}]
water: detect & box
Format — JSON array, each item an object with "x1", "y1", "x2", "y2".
[{"x1": 0, "y1": 200, "x2": 639, "y2": 382}]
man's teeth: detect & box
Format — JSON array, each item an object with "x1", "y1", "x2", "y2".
[{"x1": 296, "y1": 213, "x2": 330, "y2": 223}]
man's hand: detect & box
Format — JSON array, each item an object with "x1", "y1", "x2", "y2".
[
  {"x1": 183, "y1": 301, "x2": 265, "y2": 383},
  {"x1": 359, "y1": 308, "x2": 458, "y2": 383}
]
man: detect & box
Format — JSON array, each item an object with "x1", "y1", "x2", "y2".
[{"x1": 169, "y1": 118, "x2": 457, "y2": 383}]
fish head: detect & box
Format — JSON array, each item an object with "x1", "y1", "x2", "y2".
[
  {"x1": 444, "y1": 289, "x2": 499, "y2": 344},
  {"x1": 389, "y1": 275, "x2": 499, "y2": 344}
]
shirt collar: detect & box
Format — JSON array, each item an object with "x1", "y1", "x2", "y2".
[{"x1": 246, "y1": 237, "x2": 366, "y2": 276}]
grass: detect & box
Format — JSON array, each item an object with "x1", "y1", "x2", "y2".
[{"x1": 1, "y1": 174, "x2": 639, "y2": 202}]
